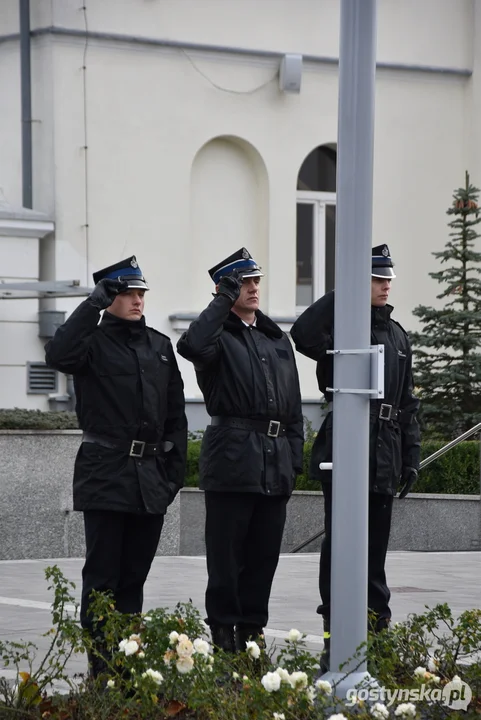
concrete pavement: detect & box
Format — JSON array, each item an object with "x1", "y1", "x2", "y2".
[{"x1": 0, "y1": 551, "x2": 479, "y2": 682}]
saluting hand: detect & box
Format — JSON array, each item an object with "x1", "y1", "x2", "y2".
[
  {"x1": 217, "y1": 269, "x2": 243, "y2": 303},
  {"x1": 398, "y1": 466, "x2": 418, "y2": 499},
  {"x1": 88, "y1": 278, "x2": 129, "y2": 310}
]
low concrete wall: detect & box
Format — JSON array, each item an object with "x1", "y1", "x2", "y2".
[
  {"x1": 0, "y1": 431, "x2": 479, "y2": 559},
  {"x1": 0, "y1": 431, "x2": 179, "y2": 560},
  {"x1": 179, "y1": 488, "x2": 481, "y2": 554}
]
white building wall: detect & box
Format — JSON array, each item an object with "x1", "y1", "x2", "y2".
[{"x1": 0, "y1": 0, "x2": 479, "y2": 408}]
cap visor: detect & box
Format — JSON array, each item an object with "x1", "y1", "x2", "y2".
[
  {"x1": 125, "y1": 280, "x2": 149, "y2": 290},
  {"x1": 372, "y1": 268, "x2": 396, "y2": 279},
  {"x1": 240, "y1": 270, "x2": 264, "y2": 279}
]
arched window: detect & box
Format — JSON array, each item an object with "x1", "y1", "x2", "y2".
[{"x1": 296, "y1": 144, "x2": 337, "y2": 309}]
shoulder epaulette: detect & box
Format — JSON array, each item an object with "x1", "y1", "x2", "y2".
[
  {"x1": 147, "y1": 326, "x2": 172, "y2": 342},
  {"x1": 391, "y1": 318, "x2": 409, "y2": 337}
]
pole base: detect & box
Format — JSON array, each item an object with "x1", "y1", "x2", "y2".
[{"x1": 317, "y1": 670, "x2": 381, "y2": 700}]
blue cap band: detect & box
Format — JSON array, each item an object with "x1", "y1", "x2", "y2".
[
  {"x1": 212, "y1": 258, "x2": 260, "y2": 284},
  {"x1": 103, "y1": 266, "x2": 143, "y2": 280}
]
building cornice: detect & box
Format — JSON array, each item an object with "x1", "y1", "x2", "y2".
[{"x1": 0, "y1": 26, "x2": 473, "y2": 77}]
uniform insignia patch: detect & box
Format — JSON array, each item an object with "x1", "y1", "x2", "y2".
[
  {"x1": 242, "y1": 248, "x2": 250, "y2": 259},
  {"x1": 130, "y1": 257, "x2": 138, "y2": 268},
  {"x1": 382, "y1": 246, "x2": 389, "y2": 257},
  {"x1": 160, "y1": 355, "x2": 168, "y2": 362}
]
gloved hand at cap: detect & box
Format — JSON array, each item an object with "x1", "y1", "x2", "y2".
[
  {"x1": 217, "y1": 269, "x2": 243, "y2": 304},
  {"x1": 88, "y1": 278, "x2": 129, "y2": 310}
]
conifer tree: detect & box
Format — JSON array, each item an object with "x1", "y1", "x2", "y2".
[{"x1": 410, "y1": 172, "x2": 481, "y2": 438}]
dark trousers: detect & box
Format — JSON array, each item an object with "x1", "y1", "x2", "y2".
[
  {"x1": 204, "y1": 491, "x2": 288, "y2": 629},
  {"x1": 319, "y1": 483, "x2": 393, "y2": 628},
  {"x1": 80, "y1": 510, "x2": 164, "y2": 634}
]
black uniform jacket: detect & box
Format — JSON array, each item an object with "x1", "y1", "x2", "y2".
[
  {"x1": 177, "y1": 294, "x2": 304, "y2": 495},
  {"x1": 291, "y1": 291, "x2": 420, "y2": 495},
  {"x1": 45, "y1": 300, "x2": 187, "y2": 514}
]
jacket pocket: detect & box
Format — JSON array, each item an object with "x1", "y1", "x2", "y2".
[{"x1": 199, "y1": 425, "x2": 263, "y2": 489}]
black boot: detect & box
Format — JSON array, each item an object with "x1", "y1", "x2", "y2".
[
  {"x1": 373, "y1": 615, "x2": 391, "y2": 633},
  {"x1": 317, "y1": 605, "x2": 330, "y2": 675},
  {"x1": 319, "y1": 636, "x2": 330, "y2": 673},
  {"x1": 210, "y1": 624, "x2": 237, "y2": 653},
  {"x1": 235, "y1": 625, "x2": 265, "y2": 652},
  {"x1": 87, "y1": 640, "x2": 111, "y2": 682}
]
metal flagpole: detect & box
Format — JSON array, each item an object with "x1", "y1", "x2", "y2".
[{"x1": 320, "y1": 0, "x2": 379, "y2": 696}]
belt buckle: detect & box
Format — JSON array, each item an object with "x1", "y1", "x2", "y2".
[
  {"x1": 267, "y1": 420, "x2": 281, "y2": 438},
  {"x1": 130, "y1": 440, "x2": 146, "y2": 458},
  {"x1": 379, "y1": 404, "x2": 392, "y2": 421}
]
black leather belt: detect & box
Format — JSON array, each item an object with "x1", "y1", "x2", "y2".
[
  {"x1": 376, "y1": 404, "x2": 401, "y2": 422},
  {"x1": 326, "y1": 402, "x2": 411, "y2": 423},
  {"x1": 82, "y1": 432, "x2": 163, "y2": 458},
  {"x1": 210, "y1": 416, "x2": 287, "y2": 438}
]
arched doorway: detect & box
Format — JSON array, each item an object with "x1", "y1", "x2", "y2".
[{"x1": 296, "y1": 144, "x2": 336, "y2": 309}]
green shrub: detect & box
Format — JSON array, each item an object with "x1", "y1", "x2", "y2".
[
  {"x1": 0, "y1": 410, "x2": 479, "y2": 495},
  {"x1": 417, "y1": 440, "x2": 480, "y2": 494},
  {"x1": 0, "y1": 408, "x2": 79, "y2": 430},
  {"x1": 297, "y1": 439, "x2": 481, "y2": 495},
  {"x1": 185, "y1": 440, "x2": 201, "y2": 488}
]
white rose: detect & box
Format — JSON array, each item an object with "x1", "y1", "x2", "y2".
[
  {"x1": 427, "y1": 656, "x2": 439, "y2": 673},
  {"x1": 275, "y1": 667, "x2": 291, "y2": 684},
  {"x1": 394, "y1": 703, "x2": 417, "y2": 718},
  {"x1": 141, "y1": 668, "x2": 163, "y2": 686},
  {"x1": 414, "y1": 666, "x2": 427, "y2": 678},
  {"x1": 261, "y1": 671, "x2": 282, "y2": 692},
  {"x1": 327, "y1": 715, "x2": 348, "y2": 720},
  {"x1": 289, "y1": 671, "x2": 308, "y2": 691},
  {"x1": 273, "y1": 714, "x2": 286, "y2": 720},
  {"x1": 107, "y1": 679, "x2": 115, "y2": 689},
  {"x1": 137, "y1": 651, "x2": 145, "y2": 659},
  {"x1": 119, "y1": 639, "x2": 139, "y2": 656},
  {"x1": 306, "y1": 686, "x2": 316, "y2": 704},
  {"x1": 176, "y1": 656, "x2": 194, "y2": 674},
  {"x1": 288, "y1": 628, "x2": 303, "y2": 643},
  {"x1": 177, "y1": 637, "x2": 194, "y2": 659},
  {"x1": 143, "y1": 615, "x2": 152, "y2": 622},
  {"x1": 169, "y1": 631, "x2": 179, "y2": 645},
  {"x1": 371, "y1": 703, "x2": 389, "y2": 719},
  {"x1": 245, "y1": 640, "x2": 261, "y2": 659},
  {"x1": 193, "y1": 638, "x2": 211, "y2": 656},
  {"x1": 232, "y1": 672, "x2": 240, "y2": 680},
  {"x1": 315, "y1": 678, "x2": 333, "y2": 694}
]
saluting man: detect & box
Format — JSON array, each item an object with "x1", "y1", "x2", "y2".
[
  {"x1": 177, "y1": 248, "x2": 304, "y2": 653},
  {"x1": 291, "y1": 244, "x2": 421, "y2": 671},
  {"x1": 45, "y1": 256, "x2": 187, "y2": 678}
]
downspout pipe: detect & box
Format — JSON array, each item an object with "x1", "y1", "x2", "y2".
[
  {"x1": 19, "y1": 1, "x2": 73, "y2": 410},
  {"x1": 19, "y1": 0, "x2": 32, "y2": 209}
]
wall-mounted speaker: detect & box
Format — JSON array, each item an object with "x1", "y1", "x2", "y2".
[{"x1": 279, "y1": 54, "x2": 303, "y2": 93}]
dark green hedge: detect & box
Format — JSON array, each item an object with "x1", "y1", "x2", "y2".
[
  {"x1": 0, "y1": 408, "x2": 79, "y2": 430},
  {"x1": 182, "y1": 438, "x2": 481, "y2": 495},
  {"x1": 1, "y1": 410, "x2": 479, "y2": 494},
  {"x1": 418, "y1": 440, "x2": 480, "y2": 495}
]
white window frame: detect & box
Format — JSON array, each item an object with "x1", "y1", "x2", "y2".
[{"x1": 296, "y1": 190, "x2": 336, "y2": 313}]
